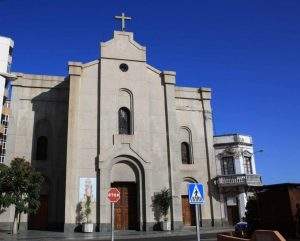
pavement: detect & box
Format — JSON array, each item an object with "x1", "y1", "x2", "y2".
[{"x1": 0, "y1": 227, "x2": 232, "y2": 241}]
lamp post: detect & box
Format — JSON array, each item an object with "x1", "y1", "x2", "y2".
[{"x1": 254, "y1": 150, "x2": 264, "y2": 154}]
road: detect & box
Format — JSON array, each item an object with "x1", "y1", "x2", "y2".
[
  {"x1": 101, "y1": 236, "x2": 217, "y2": 241},
  {"x1": 0, "y1": 230, "x2": 220, "y2": 241},
  {"x1": 65, "y1": 233, "x2": 218, "y2": 241}
]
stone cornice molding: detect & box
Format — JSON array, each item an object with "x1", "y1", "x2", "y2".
[
  {"x1": 161, "y1": 71, "x2": 176, "y2": 85},
  {"x1": 68, "y1": 61, "x2": 82, "y2": 76},
  {"x1": 214, "y1": 142, "x2": 253, "y2": 148}
]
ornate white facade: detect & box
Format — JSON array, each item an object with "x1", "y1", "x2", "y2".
[{"x1": 214, "y1": 134, "x2": 262, "y2": 225}]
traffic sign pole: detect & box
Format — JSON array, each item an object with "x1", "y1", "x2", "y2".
[
  {"x1": 188, "y1": 183, "x2": 204, "y2": 241},
  {"x1": 108, "y1": 188, "x2": 120, "y2": 241},
  {"x1": 195, "y1": 204, "x2": 201, "y2": 241},
  {"x1": 111, "y1": 202, "x2": 114, "y2": 241}
]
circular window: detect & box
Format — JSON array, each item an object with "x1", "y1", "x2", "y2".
[{"x1": 119, "y1": 63, "x2": 129, "y2": 72}]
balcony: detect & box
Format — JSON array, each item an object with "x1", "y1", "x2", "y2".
[{"x1": 215, "y1": 174, "x2": 262, "y2": 188}]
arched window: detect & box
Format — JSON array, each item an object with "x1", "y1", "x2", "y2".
[
  {"x1": 36, "y1": 136, "x2": 48, "y2": 160},
  {"x1": 181, "y1": 142, "x2": 192, "y2": 164},
  {"x1": 118, "y1": 107, "x2": 131, "y2": 135}
]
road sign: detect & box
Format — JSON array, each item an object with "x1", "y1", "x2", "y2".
[
  {"x1": 108, "y1": 188, "x2": 120, "y2": 241},
  {"x1": 108, "y1": 188, "x2": 120, "y2": 203},
  {"x1": 188, "y1": 183, "x2": 205, "y2": 241},
  {"x1": 188, "y1": 183, "x2": 204, "y2": 205}
]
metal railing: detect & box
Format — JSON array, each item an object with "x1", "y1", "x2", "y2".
[{"x1": 215, "y1": 174, "x2": 262, "y2": 187}]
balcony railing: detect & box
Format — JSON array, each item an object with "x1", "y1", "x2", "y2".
[{"x1": 215, "y1": 174, "x2": 262, "y2": 188}]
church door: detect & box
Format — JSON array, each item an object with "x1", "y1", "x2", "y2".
[
  {"x1": 181, "y1": 195, "x2": 196, "y2": 226},
  {"x1": 28, "y1": 195, "x2": 48, "y2": 230},
  {"x1": 111, "y1": 182, "x2": 138, "y2": 230}
]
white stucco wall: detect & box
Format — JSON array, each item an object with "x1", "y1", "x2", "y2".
[{"x1": 0, "y1": 36, "x2": 14, "y2": 115}]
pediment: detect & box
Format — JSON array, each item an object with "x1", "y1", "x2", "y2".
[{"x1": 100, "y1": 31, "x2": 146, "y2": 61}]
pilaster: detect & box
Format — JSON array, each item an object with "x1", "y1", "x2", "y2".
[
  {"x1": 199, "y1": 87, "x2": 222, "y2": 226},
  {"x1": 64, "y1": 61, "x2": 82, "y2": 228},
  {"x1": 162, "y1": 71, "x2": 182, "y2": 230}
]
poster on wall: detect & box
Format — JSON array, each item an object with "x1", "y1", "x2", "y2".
[{"x1": 79, "y1": 177, "x2": 97, "y2": 203}]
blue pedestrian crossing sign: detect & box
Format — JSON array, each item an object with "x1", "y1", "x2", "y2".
[{"x1": 188, "y1": 183, "x2": 205, "y2": 204}]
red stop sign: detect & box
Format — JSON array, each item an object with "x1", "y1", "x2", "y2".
[{"x1": 108, "y1": 188, "x2": 120, "y2": 203}]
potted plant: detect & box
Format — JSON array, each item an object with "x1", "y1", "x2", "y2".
[
  {"x1": 152, "y1": 188, "x2": 172, "y2": 231},
  {"x1": 82, "y1": 196, "x2": 93, "y2": 232}
]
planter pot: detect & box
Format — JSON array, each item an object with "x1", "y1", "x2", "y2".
[
  {"x1": 160, "y1": 221, "x2": 171, "y2": 231},
  {"x1": 82, "y1": 223, "x2": 93, "y2": 233}
]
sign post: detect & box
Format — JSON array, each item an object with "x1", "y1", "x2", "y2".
[
  {"x1": 108, "y1": 188, "x2": 121, "y2": 241},
  {"x1": 195, "y1": 204, "x2": 200, "y2": 241},
  {"x1": 111, "y1": 203, "x2": 114, "y2": 241},
  {"x1": 188, "y1": 183, "x2": 205, "y2": 241}
]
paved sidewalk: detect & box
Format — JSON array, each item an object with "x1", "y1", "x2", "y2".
[{"x1": 0, "y1": 227, "x2": 232, "y2": 241}]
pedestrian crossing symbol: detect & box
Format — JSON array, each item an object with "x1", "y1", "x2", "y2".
[{"x1": 188, "y1": 183, "x2": 205, "y2": 204}]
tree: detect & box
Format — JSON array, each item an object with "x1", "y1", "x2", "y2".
[
  {"x1": 83, "y1": 196, "x2": 92, "y2": 223},
  {"x1": 2, "y1": 158, "x2": 44, "y2": 234},
  {"x1": 0, "y1": 163, "x2": 11, "y2": 213},
  {"x1": 152, "y1": 188, "x2": 172, "y2": 222},
  {"x1": 245, "y1": 195, "x2": 260, "y2": 235}
]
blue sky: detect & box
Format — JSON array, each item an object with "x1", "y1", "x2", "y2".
[{"x1": 1, "y1": 0, "x2": 299, "y2": 184}]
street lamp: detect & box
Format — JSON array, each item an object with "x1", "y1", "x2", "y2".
[{"x1": 254, "y1": 150, "x2": 264, "y2": 154}]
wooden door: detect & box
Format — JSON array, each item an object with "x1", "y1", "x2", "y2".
[
  {"x1": 112, "y1": 182, "x2": 138, "y2": 230},
  {"x1": 181, "y1": 195, "x2": 196, "y2": 226},
  {"x1": 227, "y1": 205, "x2": 239, "y2": 225},
  {"x1": 28, "y1": 195, "x2": 48, "y2": 230}
]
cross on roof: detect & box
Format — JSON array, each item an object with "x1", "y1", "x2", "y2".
[{"x1": 115, "y1": 13, "x2": 132, "y2": 31}]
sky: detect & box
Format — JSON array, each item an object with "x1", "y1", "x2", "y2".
[{"x1": 1, "y1": 0, "x2": 299, "y2": 184}]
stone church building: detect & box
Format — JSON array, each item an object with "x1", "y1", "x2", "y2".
[{"x1": 1, "y1": 28, "x2": 225, "y2": 231}]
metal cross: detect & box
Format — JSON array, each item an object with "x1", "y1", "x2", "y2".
[{"x1": 115, "y1": 13, "x2": 132, "y2": 31}]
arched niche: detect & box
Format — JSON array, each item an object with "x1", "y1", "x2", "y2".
[
  {"x1": 118, "y1": 89, "x2": 134, "y2": 134},
  {"x1": 111, "y1": 162, "x2": 137, "y2": 183},
  {"x1": 33, "y1": 119, "x2": 52, "y2": 162},
  {"x1": 179, "y1": 127, "x2": 194, "y2": 164},
  {"x1": 110, "y1": 156, "x2": 145, "y2": 231}
]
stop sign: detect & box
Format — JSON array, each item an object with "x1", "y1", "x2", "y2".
[{"x1": 108, "y1": 188, "x2": 120, "y2": 203}]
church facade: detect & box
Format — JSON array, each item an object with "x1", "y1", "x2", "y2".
[{"x1": 1, "y1": 30, "x2": 224, "y2": 231}]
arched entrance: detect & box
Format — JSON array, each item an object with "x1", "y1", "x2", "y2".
[
  {"x1": 180, "y1": 177, "x2": 202, "y2": 227},
  {"x1": 110, "y1": 158, "x2": 144, "y2": 230}
]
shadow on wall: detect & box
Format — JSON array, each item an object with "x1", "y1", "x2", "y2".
[
  {"x1": 151, "y1": 195, "x2": 162, "y2": 231},
  {"x1": 29, "y1": 79, "x2": 69, "y2": 231},
  {"x1": 209, "y1": 179, "x2": 221, "y2": 202},
  {"x1": 74, "y1": 202, "x2": 83, "y2": 232}
]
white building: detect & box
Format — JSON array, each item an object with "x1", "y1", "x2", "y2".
[
  {"x1": 0, "y1": 36, "x2": 14, "y2": 163},
  {"x1": 0, "y1": 26, "x2": 224, "y2": 231},
  {"x1": 214, "y1": 134, "x2": 262, "y2": 225},
  {"x1": 0, "y1": 21, "x2": 264, "y2": 232},
  {"x1": 0, "y1": 36, "x2": 14, "y2": 111}
]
